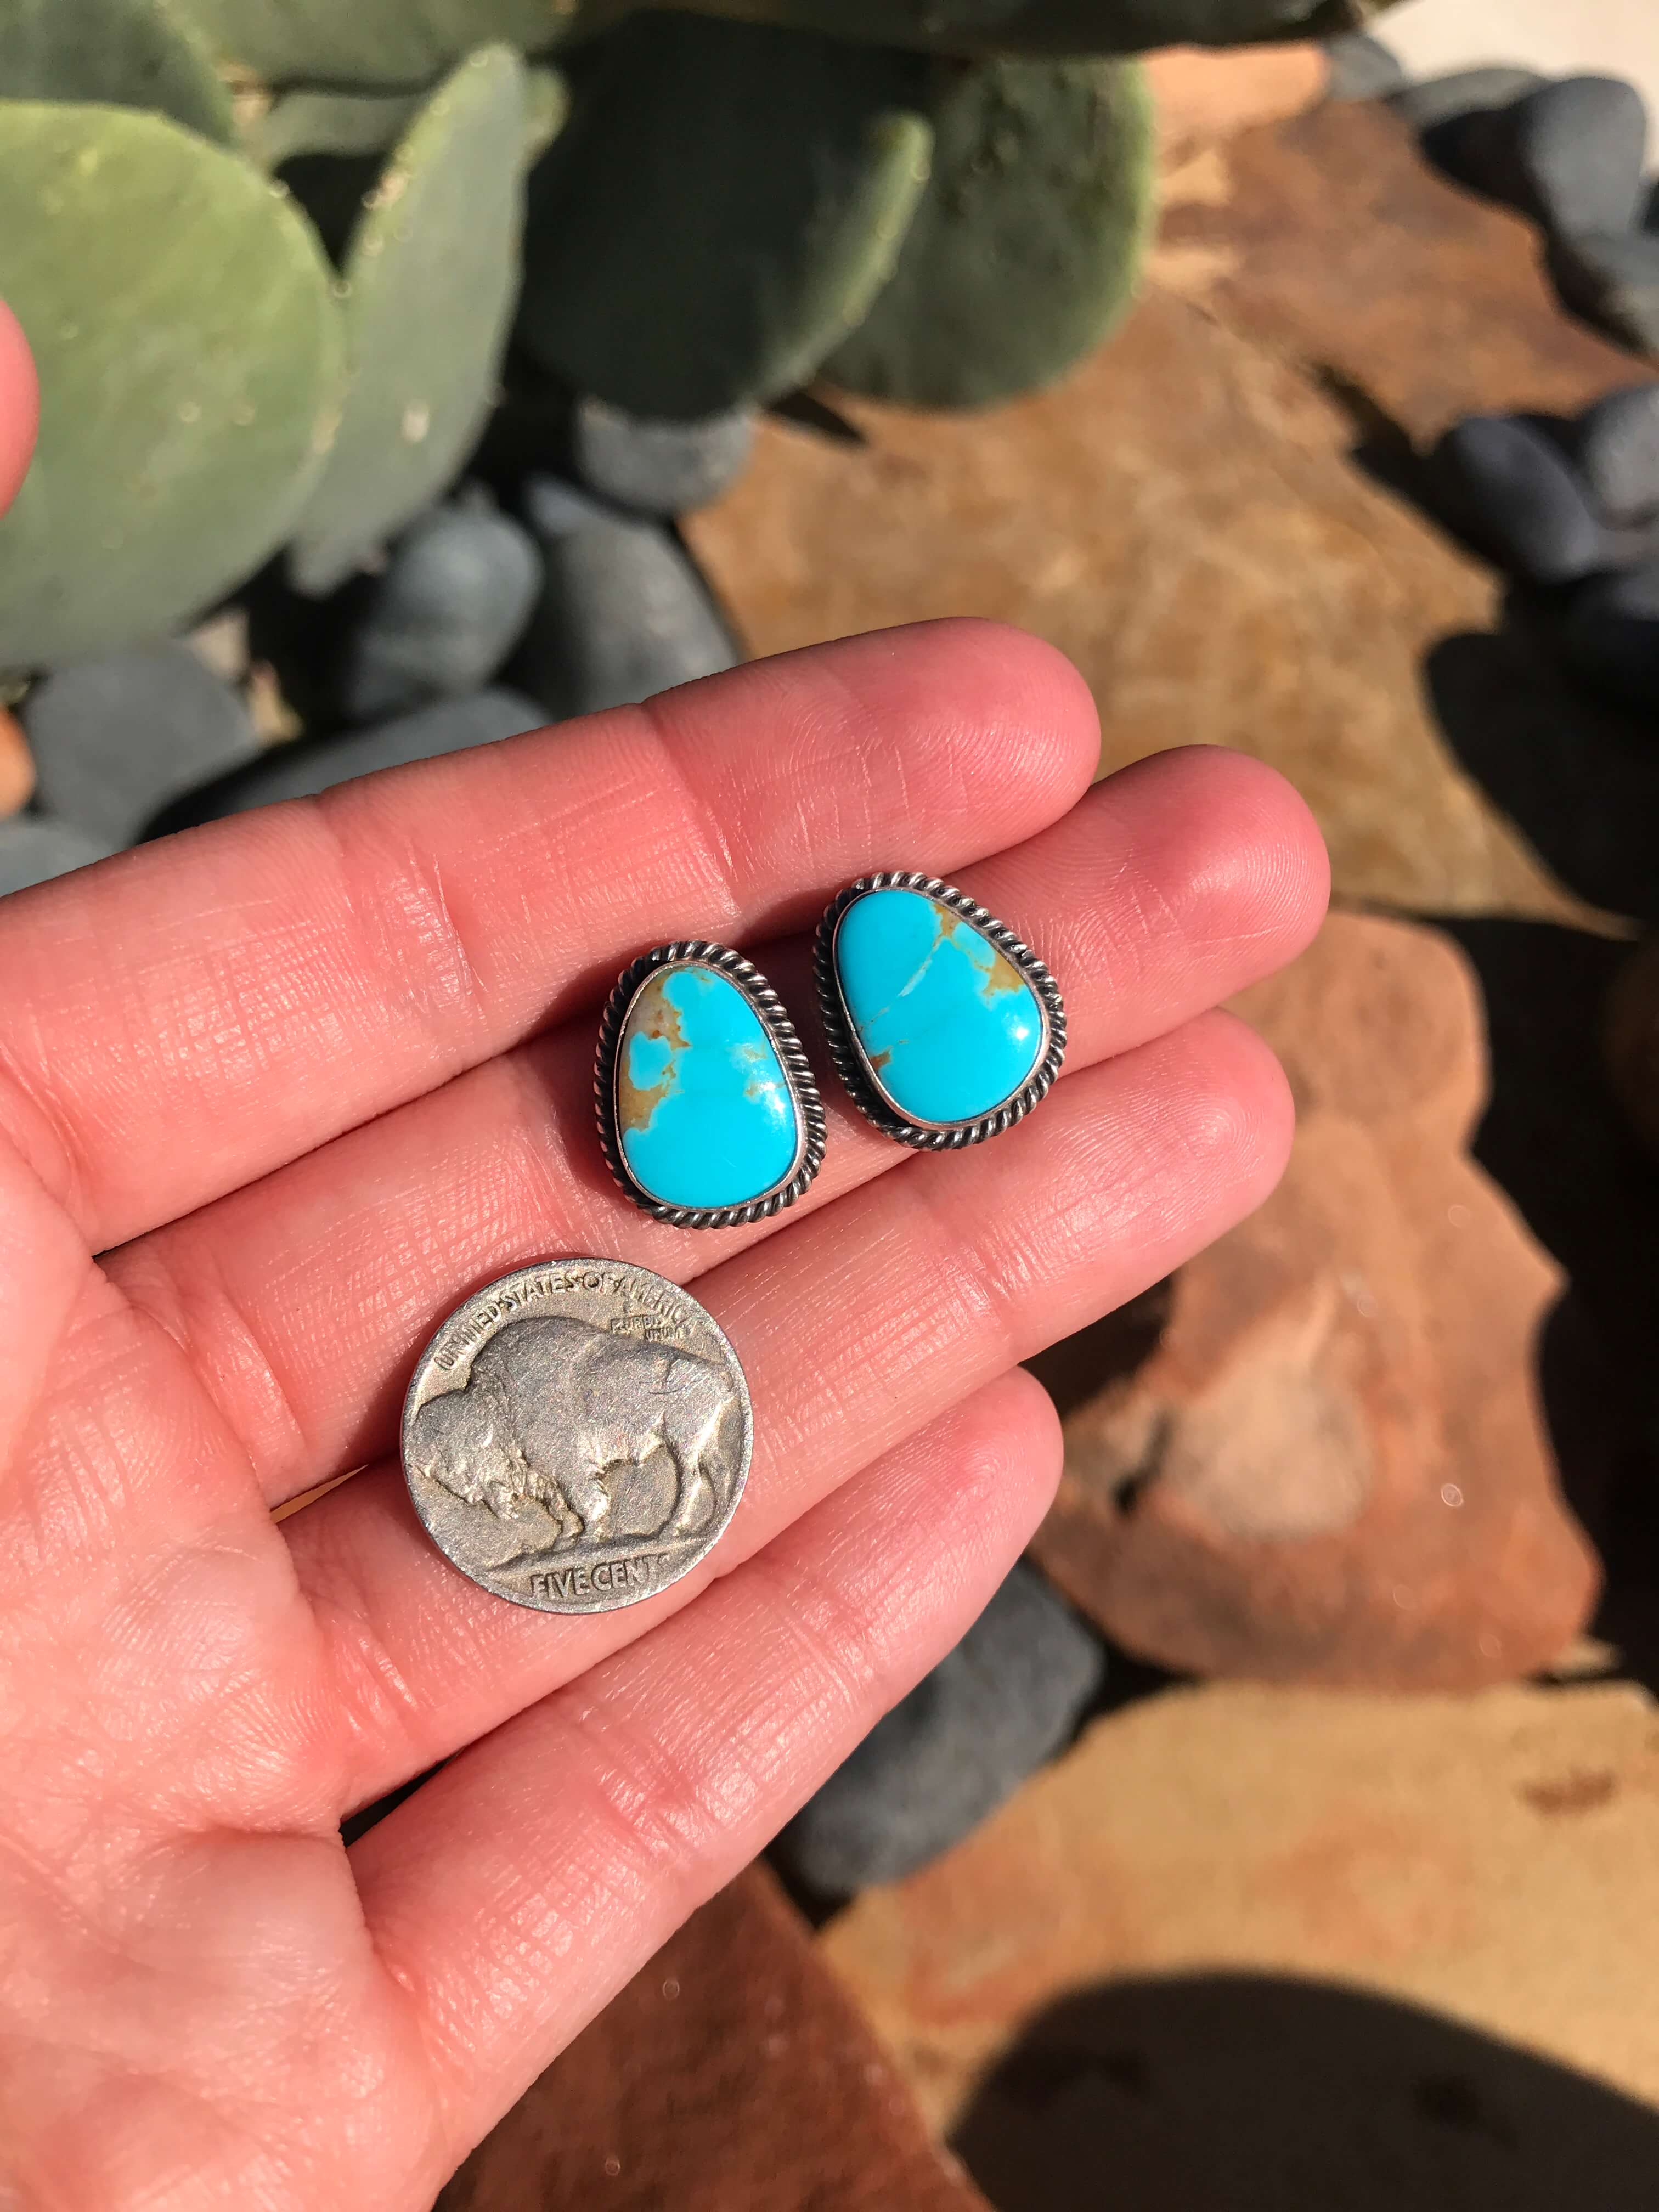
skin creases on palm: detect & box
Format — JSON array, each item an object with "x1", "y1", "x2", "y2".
[{"x1": 0, "y1": 619, "x2": 1327, "y2": 2209}]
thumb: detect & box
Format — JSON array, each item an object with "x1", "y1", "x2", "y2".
[{"x1": 0, "y1": 299, "x2": 38, "y2": 516}]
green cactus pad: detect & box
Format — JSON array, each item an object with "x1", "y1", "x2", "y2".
[
  {"x1": 521, "y1": 64, "x2": 568, "y2": 163},
  {"x1": 255, "y1": 70, "x2": 565, "y2": 170},
  {"x1": 0, "y1": 100, "x2": 343, "y2": 668},
  {"x1": 515, "y1": 14, "x2": 932, "y2": 420},
  {"x1": 288, "y1": 47, "x2": 529, "y2": 595},
  {"x1": 179, "y1": 0, "x2": 575, "y2": 90},
  {"x1": 645, "y1": 0, "x2": 1379, "y2": 54},
  {"x1": 823, "y1": 57, "x2": 1155, "y2": 410},
  {"x1": 0, "y1": 0, "x2": 236, "y2": 144}
]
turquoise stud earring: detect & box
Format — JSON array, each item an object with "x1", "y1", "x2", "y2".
[
  {"x1": 815, "y1": 873, "x2": 1065, "y2": 1147},
  {"x1": 597, "y1": 941, "x2": 826, "y2": 1226}
]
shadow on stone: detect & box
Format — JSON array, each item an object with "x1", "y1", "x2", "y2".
[
  {"x1": 767, "y1": 388, "x2": 868, "y2": 446},
  {"x1": 1306, "y1": 360, "x2": 1431, "y2": 510},
  {"x1": 1305, "y1": 375, "x2": 1659, "y2": 1654},
  {"x1": 1022, "y1": 1282, "x2": 1187, "y2": 1722},
  {"x1": 952, "y1": 1973, "x2": 1659, "y2": 2212},
  {"x1": 239, "y1": 549, "x2": 372, "y2": 737},
  {"x1": 1023, "y1": 1280, "x2": 1171, "y2": 1424},
  {"x1": 1424, "y1": 616, "x2": 1659, "y2": 926},
  {"x1": 1304, "y1": 364, "x2": 1590, "y2": 574},
  {"x1": 1310, "y1": 370, "x2": 1659, "y2": 926},
  {"x1": 1425, "y1": 917, "x2": 1659, "y2": 1686}
]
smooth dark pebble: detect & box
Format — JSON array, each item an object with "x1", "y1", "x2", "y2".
[
  {"x1": 1502, "y1": 76, "x2": 1650, "y2": 235},
  {"x1": 571, "y1": 397, "x2": 755, "y2": 516},
  {"x1": 1548, "y1": 228, "x2": 1659, "y2": 355},
  {"x1": 1323, "y1": 32, "x2": 1406, "y2": 104},
  {"x1": 337, "y1": 503, "x2": 543, "y2": 725},
  {"x1": 1431, "y1": 414, "x2": 1612, "y2": 585},
  {"x1": 1573, "y1": 383, "x2": 1659, "y2": 528},
  {"x1": 1389, "y1": 65, "x2": 1544, "y2": 134},
  {"x1": 170, "y1": 688, "x2": 548, "y2": 823},
  {"x1": 0, "y1": 816, "x2": 113, "y2": 898},
  {"x1": 775, "y1": 1562, "x2": 1106, "y2": 1897},
  {"x1": 512, "y1": 475, "x2": 737, "y2": 720},
  {"x1": 23, "y1": 641, "x2": 260, "y2": 847},
  {"x1": 1564, "y1": 562, "x2": 1659, "y2": 715},
  {"x1": 521, "y1": 476, "x2": 597, "y2": 538}
]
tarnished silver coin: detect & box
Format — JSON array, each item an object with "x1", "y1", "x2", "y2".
[{"x1": 401, "y1": 1259, "x2": 752, "y2": 1615}]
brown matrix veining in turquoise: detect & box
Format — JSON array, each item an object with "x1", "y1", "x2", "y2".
[
  {"x1": 833, "y1": 888, "x2": 1044, "y2": 1125},
  {"x1": 617, "y1": 963, "x2": 800, "y2": 1209}
]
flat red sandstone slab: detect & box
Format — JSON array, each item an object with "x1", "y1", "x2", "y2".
[
  {"x1": 1029, "y1": 913, "x2": 1600, "y2": 1689},
  {"x1": 1159, "y1": 97, "x2": 1641, "y2": 441},
  {"x1": 437, "y1": 1864, "x2": 992, "y2": 2212}
]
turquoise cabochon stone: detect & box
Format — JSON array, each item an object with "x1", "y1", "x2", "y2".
[
  {"x1": 834, "y1": 887, "x2": 1046, "y2": 1127},
  {"x1": 617, "y1": 962, "x2": 802, "y2": 1210}
]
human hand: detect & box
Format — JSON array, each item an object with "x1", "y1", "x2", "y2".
[{"x1": 0, "y1": 346, "x2": 1327, "y2": 2205}]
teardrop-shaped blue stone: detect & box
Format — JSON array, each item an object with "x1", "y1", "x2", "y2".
[
  {"x1": 834, "y1": 888, "x2": 1045, "y2": 1127},
  {"x1": 617, "y1": 962, "x2": 801, "y2": 1209}
]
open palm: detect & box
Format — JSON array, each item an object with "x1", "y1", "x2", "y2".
[{"x1": 0, "y1": 338, "x2": 1327, "y2": 2208}]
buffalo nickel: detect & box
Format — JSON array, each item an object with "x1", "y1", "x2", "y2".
[{"x1": 401, "y1": 1259, "x2": 752, "y2": 1615}]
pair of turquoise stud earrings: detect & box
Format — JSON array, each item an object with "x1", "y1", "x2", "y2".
[{"x1": 596, "y1": 873, "x2": 1066, "y2": 1231}]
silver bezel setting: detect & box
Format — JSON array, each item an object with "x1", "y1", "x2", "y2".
[
  {"x1": 596, "y1": 940, "x2": 827, "y2": 1228},
  {"x1": 814, "y1": 872, "x2": 1067, "y2": 1149}
]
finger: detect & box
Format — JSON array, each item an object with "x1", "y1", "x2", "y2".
[
  {"x1": 0, "y1": 620, "x2": 1097, "y2": 1251},
  {"x1": 0, "y1": 1138, "x2": 96, "y2": 1469},
  {"x1": 349, "y1": 1368, "x2": 1064, "y2": 2174},
  {"x1": 111, "y1": 747, "x2": 1327, "y2": 1504},
  {"x1": 293, "y1": 1011, "x2": 1291, "y2": 1814},
  {"x1": 0, "y1": 300, "x2": 38, "y2": 514}
]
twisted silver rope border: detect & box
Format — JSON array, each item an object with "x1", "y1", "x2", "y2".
[
  {"x1": 813, "y1": 873, "x2": 1067, "y2": 1150},
  {"x1": 596, "y1": 941, "x2": 828, "y2": 1228}
]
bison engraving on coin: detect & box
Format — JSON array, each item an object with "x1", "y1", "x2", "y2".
[
  {"x1": 401, "y1": 1260, "x2": 752, "y2": 1615},
  {"x1": 409, "y1": 1317, "x2": 726, "y2": 1549}
]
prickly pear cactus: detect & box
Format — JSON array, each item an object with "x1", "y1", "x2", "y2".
[
  {"x1": 825, "y1": 57, "x2": 1156, "y2": 410},
  {"x1": 254, "y1": 67, "x2": 563, "y2": 172},
  {"x1": 289, "y1": 47, "x2": 531, "y2": 595},
  {"x1": 654, "y1": 0, "x2": 1386, "y2": 53},
  {"x1": 178, "y1": 0, "x2": 573, "y2": 91},
  {"x1": 0, "y1": 0, "x2": 236, "y2": 145},
  {"x1": 0, "y1": 100, "x2": 344, "y2": 668},
  {"x1": 516, "y1": 14, "x2": 933, "y2": 420},
  {"x1": 521, "y1": 64, "x2": 568, "y2": 164}
]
